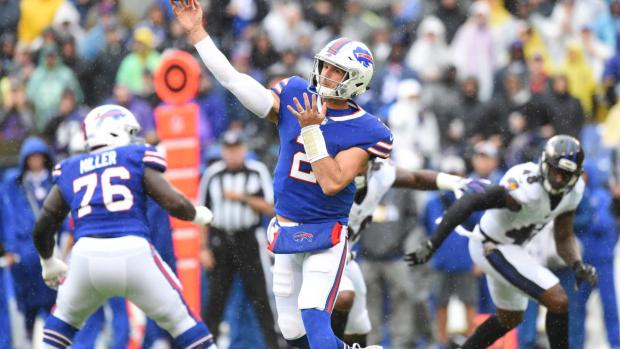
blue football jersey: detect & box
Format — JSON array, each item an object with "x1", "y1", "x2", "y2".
[
  {"x1": 271, "y1": 76, "x2": 392, "y2": 223},
  {"x1": 53, "y1": 144, "x2": 167, "y2": 241}
]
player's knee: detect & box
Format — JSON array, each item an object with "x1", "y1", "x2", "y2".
[
  {"x1": 334, "y1": 291, "x2": 355, "y2": 312},
  {"x1": 278, "y1": 312, "x2": 306, "y2": 340},
  {"x1": 541, "y1": 286, "x2": 569, "y2": 314},
  {"x1": 496, "y1": 310, "x2": 523, "y2": 329},
  {"x1": 43, "y1": 315, "x2": 79, "y2": 348},
  {"x1": 547, "y1": 293, "x2": 569, "y2": 314}
]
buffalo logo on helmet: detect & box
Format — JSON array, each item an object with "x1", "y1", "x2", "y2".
[
  {"x1": 94, "y1": 109, "x2": 127, "y2": 126},
  {"x1": 353, "y1": 47, "x2": 374, "y2": 68}
]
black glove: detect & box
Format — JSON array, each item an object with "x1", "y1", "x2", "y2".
[
  {"x1": 405, "y1": 240, "x2": 435, "y2": 267},
  {"x1": 573, "y1": 261, "x2": 598, "y2": 288}
]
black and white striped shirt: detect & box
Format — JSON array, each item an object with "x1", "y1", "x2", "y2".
[{"x1": 198, "y1": 159, "x2": 273, "y2": 232}]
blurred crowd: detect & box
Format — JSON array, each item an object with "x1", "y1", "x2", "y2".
[{"x1": 1, "y1": 0, "x2": 620, "y2": 348}]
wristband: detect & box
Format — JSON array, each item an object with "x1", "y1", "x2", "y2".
[
  {"x1": 436, "y1": 172, "x2": 463, "y2": 191},
  {"x1": 301, "y1": 125, "x2": 329, "y2": 163}
]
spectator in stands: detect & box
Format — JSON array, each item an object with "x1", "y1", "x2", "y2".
[
  {"x1": 387, "y1": 79, "x2": 440, "y2": 170},
  {"x1": 115, "y1": 27, "x2": 161, "y2": 98},
  {"x1": 136, "y1": 4, "x2": 168, "y2": 51},
  {"x1": 470, "y1": 141, "x2": 504, "y2": 183},
  {"x1": 558, "y1": 40, "x2": 598, "y2": 117},
  {"x1": 434, "y1": 0, "x2": 466, "y2": 44},
  {"x1": 105, "y1": 84, "x2": 157, "y2": 144},
  {"x1": 58, "y1": 36, "x2": 90, "y2": 105},
  {"x1": 406, "y1": 16, "x2": 450, "y2": 83},
  {"x1": 26, "y1": 43, "x2": 83, "y2": 132},
  {"x1": 42, "y1": 88, "x2": 89, "y2": 160},
  {"x1": 452, "y1": 77, "x2": 486, "y2": 149},
  {"x1": 89, "y1": 23, "x2": 128, "y2": 106},
  {"x1": 0, "y1": 78, "x2": 34, "y2": 142},
  {"x1": 360, "y1": 188, "x2": 416, "y2": 349},
  {"x1": 451, "y1": 1, "x2": 496, "y2": 101},
  {"x1": 546, "y1": 75, "x2": 585, "y2": 138},
  {"x1": 0, "y1": 0, "x2": 19, "y2": 36},
  {"x1": 1, "y1": 137, "x2": 58, "y2": 341},
  {"x1": 372, "y1": 36, "x2": 418, "y2": 105}
]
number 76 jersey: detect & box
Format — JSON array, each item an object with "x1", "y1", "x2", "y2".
[{"x1": 53, "y1": 144, "x2": 167, "y2": 241}]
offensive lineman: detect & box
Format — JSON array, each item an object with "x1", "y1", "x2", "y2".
[
  {"x1": 31, "y1": 105, "x2": 217, "y2": 349},
  {"x1": 333, "y1": 158, "x2": 489, "y2": 347},
  {"x1": 173, "y1": 0, "x2": 388, "y2": 347},
  {"x1": 406, "y1": 135, "x2": 598, "y2": 349}
]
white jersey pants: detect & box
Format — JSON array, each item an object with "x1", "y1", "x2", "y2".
[
  {"x1": 338, "y1": 259, "x2": 372, "y2": 335},
  {"x1": 53, "y1": 236, "x2": 199, "y2": 337},
  {"x1": 469, "y1": 239, "x2": 560, "y2": 311},
  {"x1": 269, "y1": 220, "x2": 348, "y2": 340}
]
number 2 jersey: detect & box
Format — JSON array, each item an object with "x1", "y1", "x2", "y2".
[
  {"x1": 53, "y1": 144, "x2": 167, "y2": 241},
  {"x1": 271, "y1": 76, "x2": 393, "y2": 223},
  {"x1": 478, "y1": 162, "x2": 584, "y2": 245}
]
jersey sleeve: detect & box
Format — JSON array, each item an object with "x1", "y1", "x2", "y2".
[
  {"x1": 499, "y1": 163, "x2": 535, "y2": 204},
  {"x1": 142, "y1": 145, "x2": 167, "y2": 172},
  {"x1": 270, "y1": 77, "x2": 292, "y2": 98},
  {"x1": 358, "y1": 120, "x2": 393, "y2": 159}
]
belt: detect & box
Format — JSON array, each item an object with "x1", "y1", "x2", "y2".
[{"x1": 84, "y1": 234, "x2": 119, "y2": 239}]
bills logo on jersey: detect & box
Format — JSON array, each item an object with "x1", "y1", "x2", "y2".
[
  {"x1": 353, "y1": 47, "x2": 373, "y2": 68},
  {"x1": 293, "y1": 232, "x2": 314, "y2": 243}
]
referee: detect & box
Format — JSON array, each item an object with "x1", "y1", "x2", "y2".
[{"x1": 198, "y1": 130, "x2": 279, "y2": 348}]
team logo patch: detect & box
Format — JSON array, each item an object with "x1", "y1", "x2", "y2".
[
  {"x1": 353, "y1": 47, "x2": 374, "y2": 68},
  {"x1": 293, "y1": 232, "x2": 314, "y2": 243},
  {"x1": 505, "y1": 178, "x2": 519, "y2": 190}
]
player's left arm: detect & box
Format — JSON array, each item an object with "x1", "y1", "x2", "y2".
[
  {"x1": 32, "y1": 185, "x2": 70, "y2": 259},
  {"x1": 406, "y1": 185, "x2": 521, "y2": 266},
  {"x1": 553, "y1": 211, "x2": 598, "y2": 286},
  {"x1": 143, "y1": 167, "x2": 212, "y2": 225},
  {"x1": 312, "y1": 147, "x2": 369, "y2": 196}
]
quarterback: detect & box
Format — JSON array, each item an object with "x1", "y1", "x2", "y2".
[
  {"x1": 32, "y1": 105, "x2": 216, "y2": 349},
  {"x1": 172, "y1": 0, "x2": 391, "y2": 347},
  {"x1": 407, "y1": 135, "x2": 598, "y2": 349}
]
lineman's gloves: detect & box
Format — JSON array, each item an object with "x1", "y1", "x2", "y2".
[
  {"x1": 192, "y1": 205, "x2": 214, "y2": 225},
  {"x1": 40, "y1": 257, "x2": 68, "y2": 290}
]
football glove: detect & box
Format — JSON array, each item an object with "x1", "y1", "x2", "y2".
[
  {"x1": 405, "y1": 240, "x2": 435, "y2": 267},
  {"x1": 40, "y1": 257, "x2": 68, "y2": 290},
  {"x1": 455, "y1": 178, "x2": 491, "y2": 199},
  {"x1": 573, "y1": 261, "x2": 598, "y2": 288},
  {"x1": 192, "y1": 205, "x2": 214, "y2": 225}
]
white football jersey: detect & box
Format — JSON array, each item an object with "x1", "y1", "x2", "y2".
[
  {"x1": 478, "y1": 162, "x2": 584, "y2": 245},
  {"x1": 347, "y1": 158, "x2": 397, "y2": 244}
]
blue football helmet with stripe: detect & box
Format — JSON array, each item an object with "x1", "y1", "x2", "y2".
[
  {"x1": 310, "y1": 37, "x2": 374, "y2": 100},
  {"x1": 540, "y1": 135, "x2": 584, "y2": 195}
]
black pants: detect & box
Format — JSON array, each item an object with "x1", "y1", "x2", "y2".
[{"x1": 203, "y1": 227, "x2": 279, "y2": 348}]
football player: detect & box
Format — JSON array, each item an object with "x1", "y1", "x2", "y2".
[
  {"x1": 172, "y1": 0, "x2": 392, "y2": 347},
  {"x1": 31, "y1": 105, "x2": 217, "y2": 349},
  {"x1": 406, "y1": 135, "x2": 598, "y2": 349},
  {"x1": 334, "y1": 158, "x2": 488, "y2": 347}
]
